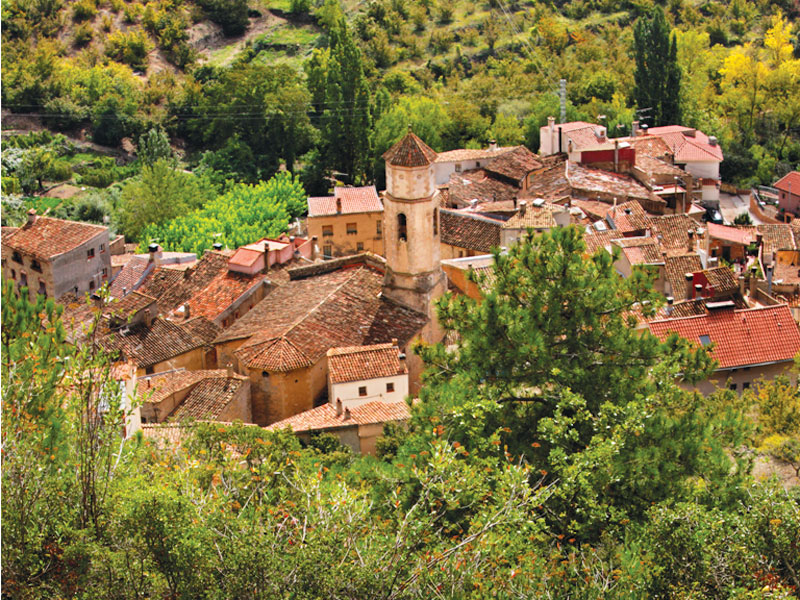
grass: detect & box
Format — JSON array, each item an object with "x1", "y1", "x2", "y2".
[{"x1": 262, "y1": 24, "x2": 319, "y2": 46}]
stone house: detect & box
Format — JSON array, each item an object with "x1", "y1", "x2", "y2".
[
  {"x1": 775, "y1": 171, "x2": 800, "y2": 218},
  {"x1": 326, "y1": 343, "x2": 410, "y2": 407},
  {"x1": 307, "y1": 186, "x2": 384, "y2": 258},
  {"x1": 2, "y1": 210, "x2": 110, "y2": 301}
]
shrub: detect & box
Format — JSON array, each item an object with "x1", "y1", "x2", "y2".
[
  {"x1": 101, "y1": 14, "x2": 113, "y2": 32},
  {"x1": 289, "y1": 0, "x2": 312, "y2": 14},
  {"x1": 123, "y1": 2, "x2": 142, "y2": 23},
  {"x1": 47, "y1": 160, "x2": 73, "y2": 182},
  {"x1": 105, "y1": 28, "x2": 153, "y2": 71},
  {"x1": 72, "y1": 0, "x2": 97, "y2": 21},
  {"x1": 73, "y1": 22, "x2": 94, "y2": 46},
  {"x1": 78, "y1": 168, "x2": 115, "y2": 188}
]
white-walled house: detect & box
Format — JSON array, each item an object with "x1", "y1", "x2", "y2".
[{"x1": 327, "y1": 343, "x2": 409, "y2": 407}]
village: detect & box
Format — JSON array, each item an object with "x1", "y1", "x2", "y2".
[{"x1": 4, "y1": 121, "x2": 800, "y2": 454}]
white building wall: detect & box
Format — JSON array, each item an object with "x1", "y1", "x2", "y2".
[
  {"x1": 683, "y1": 160, "x2": 720, "y2": 180},
  {"x1": 330, "y1": 373, "x2": 409, "y2": 408}
]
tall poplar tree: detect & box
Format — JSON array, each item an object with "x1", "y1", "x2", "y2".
[
  {"x1": 634, "y1": 7, "x2": 682, "y2": 126},
  {"x1": 322, "y1": 18, "x2": 372, "y2": 183}
]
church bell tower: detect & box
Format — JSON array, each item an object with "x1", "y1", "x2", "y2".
[{"x1": 381, "y1": 128, "x2": 446, "y2": 318}]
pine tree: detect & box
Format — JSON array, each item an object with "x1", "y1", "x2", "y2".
[
  {"x1": 322, "y1": 18, "x2": 372, "y2": 183},
  {"x1": 634, "y1": 7, "x2": 682, "y2": 126}
]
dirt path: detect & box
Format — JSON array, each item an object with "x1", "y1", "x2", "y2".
[{"x1": 190, "y1": 12, "x2": 288, "y2": 66}]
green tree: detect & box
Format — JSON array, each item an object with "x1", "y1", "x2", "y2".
[
  {"x1": 322, "y1": 18, "x2": 372, "y2": 183},
  {"x1": 634, "y1": 7, "x2": 682, "y2": 126},
  {"x1": 120, "y1": 159, "x2": 216, "y2": 240},
  {"x1": 137, "y1": 126, "x2": 173, "y2": 167},
  {"x1": 415, "y1": 227, "x2": 737, "y2": 539}
]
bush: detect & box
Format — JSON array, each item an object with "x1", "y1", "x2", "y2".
[
  {"x1": 47, "y1": 160, "x2": 73, "y2": 182},
  {"x1": 289, "y1": 0, "x2": 312, "y2": 14},
  {"x1": 105, "y1": 28, "x2": 153, "y2": 71},
  {"x1": 197, "y1": 0, "x2": 249, "y2": 36},
  {"x1": 72, "y1": 0, "x2": 97, "y2": 21},
  {"x1": 78, "y1": 168, "x2": 115, "y2": 188},
  {"x1": 73, "y1": 22, "x2": 94, "y2": 47}
]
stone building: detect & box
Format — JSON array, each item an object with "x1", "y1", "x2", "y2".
[
  {"x1": 307, "y1": 186, "x2": 384, "y2": 258},
  {"x1": 2, "y1": 210, "x2": 111, "y2": 301}
]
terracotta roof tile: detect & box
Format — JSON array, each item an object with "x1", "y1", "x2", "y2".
[
  {"x1": 701, "y1": 266, "x2": 738, "y2": 296},
  {"x1": 756, "y1": 224, "x2": 795, "y2": 255},
  {"x1": 223, "y1": 264, "x2": 428, "y2": 372},
  {"x1": 181, "y1": 316, "x2": 222, "y2": 344},
  {"x1": 2, "y1": 215, "x2": 106, "y2": 260},
  {"x1": 649, "y1": 214, "x2": 700, "y2": 253},
  {"x1": 109, "y1": 256, "x2": 151, "y2": 298},
  {"x1": 440, "y1": 209, "x2": 502, "y2": 252},
  {"x1": 483, "y1": 146, "x2": 543, "y2": 182},
  {"x1": 382, "y1": 131, "x2": 437, "y2": 167},
  {"x1": 434, "y1": 147, "x2": 514, "y2": 163},
  {"x1": 775, "y1": 172, "x2": 800, "y2": 195},
  {"x1": 137, "y1": 266, "x2": 184, "y2": 299},
  {"x1": 667, "y1": 295, "x2": 750, "y2": 318},
  {"x1": 502, "y1": 204, "x2": 557, "y2": 230},
  {"x1": 99, "y1": 318, "x2": 211, "y2": 369},
  {"x1": 583, "y1": 230, "x2": 618, "y2": 255},
  {"x1": 648, "y1": 304, "x2": 800, "y2": 370},
  {"x1": 774, "y1": 261, "x2": 800, "y2": 285},
  {"x1": 170, "y1": 377, "x2": 247, "y2": 421},
  {"x1": 327, "y1": 343, "x2": 407, "y2": 383},
  {"x1": 664, "y1": 254, "x2": 703, "y2": 300},
  {"x1": 105, "y1": 290, "x2": 157, "y2": 322},
  {"x1": 447, "y1": 169, "x2": 521, "y2": 207},
  {"x1": 613, "y1": 237, "x2": 663, "y2": 265},
  {"x1": 267, "y1": 400, "x2": 410, "y2": 433},
  {"x1": 307, "y1": 186, "x2": 383, "y2": 217},
  {"x1": 607, "y1": 201, "x2": 650, "y2": 233},
  {"x1": 707, "y1": 223, "x2": 755, "y2": 246}
]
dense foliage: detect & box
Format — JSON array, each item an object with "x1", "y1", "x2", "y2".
[
  {"x1": 139, "y1": 171, "x2": 307, "y2": 255},
  {"x1": 3, "y1": 230, "x2": 800, "y2": 598}
]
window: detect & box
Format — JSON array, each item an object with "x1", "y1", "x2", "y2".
[
  {"x1": 89, "y1": 280, "x2": 95, "y2": 291},
  {"x1": 729, "y1": 383, "x2": 737, "y2": 391},
  {"x1": 38, "y1": 281, "x2": 46, "y2": 296},
  {"x1": 742, "y1": 382, "x2": 750, "y2": 390},
  {"x1": 262, "y1": 371, "x2": 270, "y2": 378},
  {"x1": 433, "y1": 208, "x2": 438, "y2": 236},
  {"x1": 699, "y1": 334, "x2": 711, "y2": 346},
  {"x1": 358, "y1": 386, "x2": 367, "y2": 397},
  {"x1": 346, "y1": 223, "x2": 357, "y2": 235},
  {"x1": 376, "y1": 220, "x2": 382, "y2": 236},
  {"x1": 145, "y1": 366, "x2": 154, "y2": 375},
  {"x1": 12, "y1": 251, "x2": 22, "y2": 264},
  {"x1": 87, "y1": 248, "x2": 95, "y2": 259},
  {"x1": 31, "y1": 259, "x2": 42, "y2": 272},
  {"x1": 323, "y1": 245, "x2": 332, "y2": 258},
  {"x1": 398, "y1": 213, "x2": 407, "y2": 242},
  {"x1": 322, "y1": 225, "x2": 333, "y2": 237},
  {"x1": 386, "y1": 382, "x2": 395, "y2": 393},
  {"x1": 455, "y1": 163, "x2": 462, "y2": 173},
  {"x1": 357, "y1": 242, "x2": 364, "y2": 251},
  {"x1": 20, "y1": 272, "x2": 27, "y2": 287},
  {"x1": 102, "y1": 268, "x2": 108, "y2": 278},
  {"x1": 99, "y1": 243, "x2": 106, "y2": 253},
  {"x1": 10, "y1": 269, "x2": 15, "y2": 280}
]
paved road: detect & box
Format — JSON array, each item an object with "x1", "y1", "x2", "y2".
[{"x1": 718, "y1": 192, "x2": 762, "y2": 225}]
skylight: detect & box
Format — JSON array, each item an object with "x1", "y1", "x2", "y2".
[{"x1": 699, "y1": 335, "x2": 711, "y2": 346}]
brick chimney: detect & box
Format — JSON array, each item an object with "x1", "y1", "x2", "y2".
[
  {"x1": 519, "y1": 200, "x2": 527, "y2": 216},
  {"x1": 687, "y1": 229, "x2": 695, "y2": 253},
  {"x1": 336, "y1": 198, "x2": 342, "y2": 214},
  {"x1": 226, "y1": 363, "x2": 233, "y2": 378},
  {"x1": 336, "y1": 398, "x2": 342, "y2": 417},
  {"x1": 685, "y1": 272, "x2": 694, "y2": 300}
]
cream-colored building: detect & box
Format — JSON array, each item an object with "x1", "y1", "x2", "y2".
[
  {"x1": 307, "y1": 186, "x2": 384, "y2": 258},
  {"x1": 327, "y1": 343, "x2": 409, "y2": 407}
]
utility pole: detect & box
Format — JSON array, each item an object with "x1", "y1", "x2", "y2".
[{"x1": 559, "y1": 79, "x2": 567, "y2": 124}]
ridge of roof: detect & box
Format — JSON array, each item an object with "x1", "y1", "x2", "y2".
[{"x1": 382, "y1": 131, "x2": 437, "y2": 167}]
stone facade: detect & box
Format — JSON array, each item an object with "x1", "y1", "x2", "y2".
[{"x1": 308, "y1": 211, "x2": 384, "y2": 258}]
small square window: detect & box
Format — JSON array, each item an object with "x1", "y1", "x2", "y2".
[
  {"x1": 386, "y1": 382, "x2": 394, "y2": 393},
  {"x1": 729, "y1": 383, "x2": 737, "y2": 391},
  {"x1": 89, "y1": 280, "x2": 95, "y2": 291},
  {"x1": 742, "y1": 382, "x2": 750, "y2": 390},
  {"x1": 87, "y1": 248, "x2": 95, "y2": 259},
  {"x1": 323, "y1": 245, "x2": 332, "y2": 258},
  {"x1": 699, "y1": 335, "x2": 711, "y2": 346},
  {"x1": 455, "y1": 163, "x2": 462, "y2": 173},
  {"x1": 38, "y1": 281, "x2": 46, "y2": 295},
  {"x1": 346, "y1": 223, "x2": 357, "y2": 235},
  {"x1": 12, "y1": 251, "x2": 22, "y2": 263},
  {"x1": 145, "y1": 366, "x2": 154, "y2": 375},
  {"x1": 100, "y1": 243, "x2": 106, "y2": 253},
  {"x1": 358, "y1": 386, "x2": 367, "y2": 397},
  {"x1": 357, "y1": 242, "x2": 364, "y2": 251},
  {"x1": 322, "y1": 225, "x2": 333, "y2": 237}
]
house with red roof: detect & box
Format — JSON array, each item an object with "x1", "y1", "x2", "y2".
[
  {"x1": 2, "y1": 210, "x2": 110, "y2": 301},
  {"x1": 648, "y1": 304, "x2": 800, "y2": 394},
  {"x1": 327, "y1": 342, "x2": 409, "y2": 408},
  {"x1": 307, "y1": 185, "x2": 384, "y2": 258},
  {"x1": 775, "y1": 171, "x2": 800, "y2": 218}
]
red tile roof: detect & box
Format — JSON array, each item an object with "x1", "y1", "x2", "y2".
[
  {"x1": 664, "y1": 254, "x2": 703, "y2": 300},
  {"x1": 756, "y1": 224, "x2": 795, "y2": 255},
  {"x1": 435, "y1": 147, "x2": 514, "y2": 163},
  {"x1": 613, "y1": 237, "x2": 663, "y2": 265},
  {"x1": 105, "y1": 290, "x2": 157, "y2": 322},
  {"x1": 775, "y1": 171, "x2": 800, "y2": 195},
  {"x1": 447, "y1": 169, "x2": 521, "y2": 206},
  {"x1": 220, "y1": 262, "x2": 428, "y2": 372},
  {"x1": 228, "y1": 247, "x2": 262, "y2": 267},
  {"x1": 648, "y1": 128, "x2": 724, "y2": 162},
  {"x1": 483, "y1": 146, "x2": 542, "y2": 182},
  {"x1": 99, "y1": 318, "x2": 213, "y2": 369},
  {"x1": 169, "y1": 376, "x2": 248, "y2": 421},
  {"x1": 701, "y1": 266, "x2": 738, "y2": 296},
  {"x1": 327, "y1": 343, "x2": 407, "y2": 384},
  {"x1": 440, "y1": 209, "x2": 502, "y2": 252},
  {"x1": 2, "y1": 215, "x2": 106, "y2": 260},
  {"x1": 382, "y1": 131, "x2": 437, "y2": 167},
  {"x1": 180, "y1": 316, "x2": 222, "y2": 344},
  {"x1": 649, "y1": 214, "x2": 700, "y2": 253},
  {"x1": 307, "y1": 186, "x2": 383, "y2": 217},
  {"x1": 267, "y1": 400, "x2": 410, "y2": 433},
  {"x1": 583, "y1": 230, "x2": 618, "y2": 255},
  {"x1": 707, "y1": 223, "x2": 755, "y2": 245},
  {"x1": 109, "y1": 256, "x2": 151, "y2": 298},
  {"x1": 502, "y1": 204, "x2": 559, "y2": 230},
  {"x1": 607, "y1": 201, "x2": 649, "y2": 233},
  {"x1": 648, "y1": 304, "x2": 800, "y2": 370}
]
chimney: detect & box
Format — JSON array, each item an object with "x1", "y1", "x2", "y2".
[
  {"x1": 666, "y1": 296, "x2": 674, "y2": 316},
  {"x1": 750, "y1": 265, "x2": 758, "y2": 297},
  {"x1": 144, "y1": 309, "x2": 154, "y2": 328},
  {"x1": 336, "y1": 198, "x2": 342, "y2": 214},
  {"x1": 641, "y1": 124, "x2": 648, "y2": 135},
  {"x1": 226, "y1": 363, "x2": 233, "y2": 378},
  {"x1": 624, "y1": 207, "x2": 632, "y2": 215},
  {"x1": 685, "y1": 272, "x2": 694, "y2": 300},
  {"x1": 343, "y1": 407, "x2": 351, "y2": 421},
  {"x1": 766, "y1": 263, "x2": 773, "y2": 296},
  {"x1": 336, "y1": 398, "x2": 343, "y2": 417},
  {"x1": 391, "y1": 338, "x2": 398, "y2": 347},
  {"x1": 738, "y1": 275, "x2": 746, "y2": 297},
  {"x1": 614, "y1": 140, "x2": 619, "y2": 172},
  {"x1": 519, "y1": 200, "x2": 527, "y2": 216},
  {"x1": 27, "y1": 208, "x2": 37, "y2": 226},
  {"x1": 632, "y1": 121, "x2": 640, "y2": 137},
  {"x1": 183, "y1": 302, "x2": 190, "y2": 319},
  {"x1": 488, "y1": 139, "x2": 498, "y2": 151},
  {"x1": 264, "y1": 240, "x2": 270, "y2": 269},
  {"x1": 709, "y1": 136, "x2": 718, "y2": 146},
  {"x1": 122, "y1": 287, "x2": 127, "y2": 297},
  {"x1": 212, "y1": 242, "x2": 223, "y2": 251},
  {"x1": 694, "y1": 283, "x2": 703, "y2": 299},
  {"x1": 148, "y1": 243, "x2": 162, "y2": 265},
  {"x1": 687, "y1": 229, "x2": 695, "y2": 252}
]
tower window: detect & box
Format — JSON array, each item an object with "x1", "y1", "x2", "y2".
[
  {"x1": 376, "y1": 220, "x2": 382, "y2": 236},
  {"x1": 433, "y1": 208, "x2": 438, "y2": 236},
  {"x1": 398, "y1": 213, "x2": 407, "y2": 242}
]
